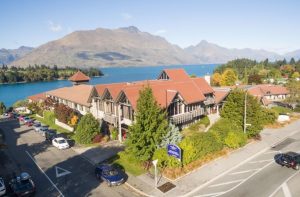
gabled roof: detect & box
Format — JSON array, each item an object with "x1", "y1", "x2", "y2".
[
  {"x1": 247, "y1": 84, "x2": 288, "y2": 97},
  {"x1": 192, "y1": 77, "x2": 214, "y2": 94},
  {"x1": 28, "y1": 92, "x2": 47, "y2": 102},
  {"x1": 158, "y1": 69, "x2": 190, "y2": 81},
  {"x1": 95, "y1": 82, "x2": 128, "y2": 99},
  {"x1": 214, "y1": 90, "x2": 230, "y2": 104},
  {"x1": 69, "y1": 71, "x2": 90, "y2": 82},
  {"x1": 46, "y1": 84, "x2": 94, "y2": 107}
]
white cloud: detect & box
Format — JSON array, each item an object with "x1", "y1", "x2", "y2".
[
  {"x1": 154, "y1": 29, "x2": 167, "y2": 35},
  {"x1": 121, "y1": 13, "x2": 133, "y2": 20},
  {"x1": 48, "y1": 20, "x2": 62, "y2": 32}
]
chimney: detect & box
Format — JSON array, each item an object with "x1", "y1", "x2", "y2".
[{"x1": 204, "y1": 75, "x2": 211, "y2": 85}]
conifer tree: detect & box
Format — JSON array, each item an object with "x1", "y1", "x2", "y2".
[{"x1": 126, "y1": 86, "x2": 169, "y2": 162}]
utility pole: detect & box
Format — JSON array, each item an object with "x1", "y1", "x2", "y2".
[{"x1": 244, "y1": 90, "x2": 247, "y2": 133}]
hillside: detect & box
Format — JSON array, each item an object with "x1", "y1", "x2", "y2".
[
  {"x1": 0, "y1": 46, "x2": 33, "y2": 65},
  {"x1": 11, "y1": 26, "x2": 197, "y2": 67}
]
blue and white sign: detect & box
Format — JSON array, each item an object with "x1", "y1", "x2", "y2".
[{"x1": 167, "y1": 144, "x2": 181, "y2": 161}]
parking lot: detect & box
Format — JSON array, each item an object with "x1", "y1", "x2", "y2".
[{"x1": 0, "y1": 117, "x2": 137, "y2": 197}]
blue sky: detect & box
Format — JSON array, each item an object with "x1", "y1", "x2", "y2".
[{"x1": 1, "y1": 0, "x2": 299, "y2": 54}]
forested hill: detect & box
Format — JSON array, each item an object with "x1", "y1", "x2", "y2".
[{"x1": 0, "y1": 65, "x2": 103, "y2": 84}]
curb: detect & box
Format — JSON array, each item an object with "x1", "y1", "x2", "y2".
[{"x1": 124, "y1": 182, "x2": 153, "y2": 197}]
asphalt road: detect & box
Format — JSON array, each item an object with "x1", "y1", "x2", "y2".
[
  {"x1": 190, "y1": 129, "x2": 300, "y2": 197},
  {"x1": 0, "y1": 118, "x2": 139, "y2": 197}
]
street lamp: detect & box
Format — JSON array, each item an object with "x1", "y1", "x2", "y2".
[
  {"x1": 244, "y1": 90, "x2": 247, "y2": 133},
  {"x1": 152, "y1": 159, "x2": 158, "y2": 187}
]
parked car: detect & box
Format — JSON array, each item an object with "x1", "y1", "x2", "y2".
[
  {"x1": 38, "y1": 126, "x2": 48, "y2": 137},
  {"x1": 52, "y1": 137, "x2": 69, "y2": 149},
  {"x1": 14, "y1": 113, "x2": 20, "y2": 119},
  {"x1": 9, "y1": 172, "x2": 35, "y2": 197},
  {"x1": 95, "y1": 164, "x2": 125, "y2": 186},
  {"x1": 18, "y1": 115, "x2": 25, "y2": 121},
  {"x1": 45, "y1": 130, "x2": 57, "y2": 142},
  {"x1": 33, "y1": 123, "x2": 41, "y2": 132},
  {"x1": 274, "y1": 151, "x2": 300, "y2": 170},
  {"x1": 0, "y1": 177, "x2": 6, "y2": 196},
  {"x1": 23, "y1": 117, "x2": 31, "y2": 123},
  {"x1": 25, "y1": 120, "x2": 34, "y2": 127}
]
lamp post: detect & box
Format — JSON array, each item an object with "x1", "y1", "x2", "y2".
[
  {"x1": 152, "y1": 159, "x2": 158, "y2": 187},
  {"x1": 244, "y1": 90, "x2": 247, "y2": 134}
]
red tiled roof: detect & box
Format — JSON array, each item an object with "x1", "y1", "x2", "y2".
[
  {"x1": 46, "y1": 84, "x2": 94, "y2": 107},
  {"x1": 214, "y1": 90, "x2": 230, "y2": 104},
  {"x1": 28, "y1": 92, "x2": 47, "y2": 102},
  {"x1": 160, "y1": 69, "x2": 191, "y2": 81},
  {"x1": 247, "y1": 84, "x2": 288, "y2": 97},
  {"x1": 192, "y1": 78, "x2": 214, "y2": 94},
  {"x1": 69, "y1": 71, "x2": 90, "y2": 82}
]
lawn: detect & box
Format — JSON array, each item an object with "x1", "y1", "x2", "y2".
[
  {"x1": 31, "y1": 113, "x2": 74, "y2": 138},
  {"x1": 108, "y1": 152, "x2": 146, "y2": 176}
]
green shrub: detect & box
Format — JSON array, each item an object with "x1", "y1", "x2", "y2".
[
  {"x1": 74, "y1": 113, "x2": 99, "y2": 144},
  {"x1": 224, "y1": 131, "x2": 247, "y2": 149},
  {"x1": 153, "y1": 148, "x2": 181, "y2": 168},
  {"x1": 261, "y1": 108, "x2": 277, "y2": 125},
  {"x1": 209, "y1": 118, "x2": 242, "y2": 145},
  {"x1": 179, "y1": 132, "x2": 223, "y2": 165},
  {"x1": 188, "y1": 116, "x2": 211, "y2": 131},
  {"x1": 111, "y1": 127, "x2": 118, "y2": 140}
]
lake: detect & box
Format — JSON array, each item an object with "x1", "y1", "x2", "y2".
[{"x1": 0, "y1": 64, "x2": 219, "y2": 107}]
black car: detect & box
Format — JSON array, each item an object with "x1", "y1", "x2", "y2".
[
  {"x1": 45, "y1": 129, "x2": 57, "y2": 142},
  {"x1": 274, "y1": 151, "x2": 300, "y2": 170},
  {"x1": 95, "y1": 164, "x2": 125, "y2": 186},
  {"x1": 9, "y1": 172, "x2": 35, "y2": 197}
]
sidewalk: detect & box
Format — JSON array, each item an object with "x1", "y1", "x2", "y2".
[{"x1": 73, "y1": 120, "x2": 300, "y2": 197}]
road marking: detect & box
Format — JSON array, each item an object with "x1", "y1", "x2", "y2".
[
  {"x1": 25, "y1": 151, "x2": 65, "y2": 197},
  {"x1": 282, "y1": 183, "x2": 292, "y2": 197},
  {"x1": 195, "y1": 191, "x2": 225, "y2": 197},
  {"x1": 269, "y1": 169, "x2": 300, "y2": 197},
  {"x1": 264, "y1": 150, "x2": 280, "y2": 154},
  {"x1": 249, "y1": 159, "x2": 273, "y2": 164},
  {"x1": 209, "y1": 179, "x2": 244, "y2": 188},
  {"x1": 182, "y1": 147, "x2": 270, "y2": 197},
  {"x1": 229, "y1": 168, "x2": 260, "y2": 175},
  {"x1": 55, "y1": 166, "x2": 71, "y2": 178}
]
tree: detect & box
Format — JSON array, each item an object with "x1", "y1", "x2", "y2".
[
  {"x1": 211, "y1": 73, "x2": 222, "y2": 86},
  {"x1": 290, "y1": 57, "x2": 296, "y2": 65},
  {"x1": 74, "y1": 113, "x2": 100, "y2": 144},
  {"x1": 220, "y1": 89, "x2": 264, "y2": 137},
  {"x1": 159, "y1": 123, "x2": 182, "y2": 148},
  {"x1": 54, "y1": 103, "x2": 73, "y2": 124},
  {"x1": 126, "y1": 86, "x2": 169, "y2": 163},
  {"x1": 285, "y1": 80, "x2": 300, "y2": 103},
  {"x1": 291, "y1": 72, "x2": 300, "y2": 79},
  {"x1": 13, "y1": 99, "x2": 28, "y2": 108},
  {"x1": 248, "y1": 74, "x2": 262, "y2": 84},
  {"x1": 221, "y1": 69, "x2": 237, "y2": 86},
  {"x1": 0, "y1": 102, "x2": 6, "y2": 114}
]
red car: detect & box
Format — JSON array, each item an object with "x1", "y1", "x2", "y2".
[
  {"x1": 25, "y1": 120, "x2": 34, "y2": 127},
  {"x1": 18, "y1": 116, "x2": 25, "y2": 121}
]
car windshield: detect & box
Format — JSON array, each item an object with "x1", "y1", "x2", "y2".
[
  {"x1": 13, "y1": 180, "x2": 32, "y2": 192},
  {"x1": 58, "y1": 139, "x2": 66, "y2": 144},
  {"x1": 104, "y1": 169, "x2": 118, "y2": 176}
]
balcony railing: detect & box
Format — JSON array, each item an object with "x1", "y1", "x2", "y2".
[
  {"x1": 103, "y1": 113, "x2": 118, "y2": 125},
  {"x1": 169, "y1": 108, "x2": 205, "y2": 125},
  {"x1": 204, "y1": 97, "x2": 215, "y2": 105}
]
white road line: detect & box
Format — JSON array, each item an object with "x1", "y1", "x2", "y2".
[
  {"x1": 209, "y1": 179, "x2": 244, "y2": 188},
  {"x1": 264, "y1": 150, "x2": 280, "y2": 154},
  {"x1": 269, "y1": 169, "x2": 300, "y2": 197},
  {"x1": 182, "y1": 147, "x2": 270, "y2": 197},
  {"x1": 25, "y1": 151, "x2": 64, "y2": 197},
  {"x1": 282, "y1": 183, "x2": 292, "y2": 197},
  {"x1": 229, "y1": 168, "x2": 260, "y2": 175},
  {"x1": 195, "y1": 192, "x2": 225, "y2": 197},
  {"x1": 249, "y1": 159, "x2": 273, "y2": 164},
  {"x1": 214, "y1": 161, "x2": 274, "y2": 197}
]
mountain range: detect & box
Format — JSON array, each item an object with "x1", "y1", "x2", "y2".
[{"x1": 2, "y1": 26, "x2": 300, "y2": 67}]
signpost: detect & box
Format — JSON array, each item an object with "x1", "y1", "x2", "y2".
[
  {"x1": 167, "y1": 144, "x2": 181, "y2": 162},
  {"x1": 152, "y1": 159, "x2": 158, "y2": 187}
]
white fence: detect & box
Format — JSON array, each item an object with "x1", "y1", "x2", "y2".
[{"x1": 55, "y1": 119, "x2": 74, "y2": 132}]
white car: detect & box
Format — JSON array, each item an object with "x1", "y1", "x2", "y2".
[
  {"x1": 52, "y1": 137, "x2": 69, "y2": 150},
  {"x1": 0, "y1": 177, "x2": 6, "y2": 196}
]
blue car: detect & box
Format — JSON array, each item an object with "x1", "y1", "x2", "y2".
[{"x1": 95, "y1": 164, "x2": 125, "y2": 186}]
